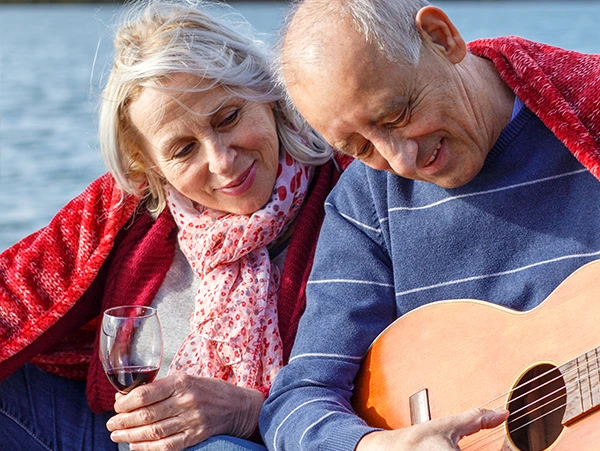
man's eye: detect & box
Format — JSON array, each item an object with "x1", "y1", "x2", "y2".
[
  {"x1": 356, "y1": 142, "x2": 372, "y2": 157},
  {"x1": 388, "y1": 107, "x2": 409, "y2": 127}
]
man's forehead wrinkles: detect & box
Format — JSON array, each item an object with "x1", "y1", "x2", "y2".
[{"x1": 371, "y1": 97, "x2": 408, "y2": 122}]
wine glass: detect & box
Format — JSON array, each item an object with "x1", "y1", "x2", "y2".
[{"x1": 99, "y1": 305, "x2": 163, "y2": 394}]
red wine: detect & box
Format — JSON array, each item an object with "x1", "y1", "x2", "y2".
[{"x1": 105, "y1": 366, "x2": 159, "y2": 393}]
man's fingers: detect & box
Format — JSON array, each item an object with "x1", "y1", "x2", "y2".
[
  {"x1": 480, "y1": 408, "x2": 510, "y2": 429},
  {"x1": 446, "y1": 408, "x2": 510, "y2": 443}
]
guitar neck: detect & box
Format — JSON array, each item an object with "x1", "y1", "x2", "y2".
[{"x1": 562, "y1": 346, "x2": 600, "y2": 424}]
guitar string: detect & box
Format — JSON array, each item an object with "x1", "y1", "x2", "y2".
[
  {"x1": 382, "y1": 352, "x2": 595, "y2": 450},
  {"x1": 417, "y1": 351, "x2": 600, "y2": 450},
  {"x1": 483, "y1": 365, "x2": 570, "y2": 413},
  {"x1": 467, "y1": 364, "x2": 590, "y2": 448},
  {"x1": 464, "y1": 403, "x2": 567, "y2": 451},
  {"x1": 464, "y1": 392, "x2": 566, "y2": 450},
  {"x1": 460, "y1": 356, "x2": 599, "y2": 450},
  {"x1": 493, "y1": 351, "x2": 599, "y2": 412},
  {"x1": 461, "y1": 406, "x2": 561, "y2": 451},
  {"x1": 505, "y1": 386, "x2": 566, "y2": 426},
  {"x1": 469, "y1": 347, "x2": 599, "y2": 414},
  {"x1": 450, "y1": 359, "x2": 571, "y2": 434},
  {"x1": 369, "y1": 349, "x2": 599, "y2": 448}
]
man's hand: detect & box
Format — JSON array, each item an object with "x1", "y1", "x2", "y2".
[
  {"x1": 356, "y1": 408, "x2": 510, "y2": 450},
  {"x1": 106, "y1": 373, "x2": 264, "y2": 451}
]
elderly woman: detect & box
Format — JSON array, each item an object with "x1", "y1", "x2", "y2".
[{"x1": 0, "y1": 1, "x2": 349, "y2": 450}]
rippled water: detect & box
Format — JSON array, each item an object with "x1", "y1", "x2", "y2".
[{"x1": 1, "y1": 1, "x2": 599, "y2": 251}]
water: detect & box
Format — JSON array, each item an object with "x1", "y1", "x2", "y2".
[{"x1": 1, "y1": 1, "x2": 599, "y2": 252}]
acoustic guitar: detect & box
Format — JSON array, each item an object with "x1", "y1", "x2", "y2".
[{"x1": 352, "y1": 259, "x2": 600, "y2": 451}]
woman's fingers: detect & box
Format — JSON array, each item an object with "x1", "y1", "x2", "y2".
[
  {"x1": 107, "y1": 373, "x2": 265, "y2": 449},
  {"x1": 107, "y1": 395, "x2": 180, "y2": 431},
  {"x1": 113, "y1": 377, "x2": 176, "y2": 413},
  {"x1": 109, "y1": 416, "x2": 193, "y2": 444},
  {"x1": 127, "y1": 431, "x2": 188, "y2": 451}
]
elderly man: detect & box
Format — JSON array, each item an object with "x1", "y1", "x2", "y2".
[{"x1": 260, "y1": 0, "x2": 600, "y2": 449}]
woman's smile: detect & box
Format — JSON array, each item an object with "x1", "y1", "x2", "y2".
[{"x1": 218, "y1": 162, "x2": 257, "y2": 196}]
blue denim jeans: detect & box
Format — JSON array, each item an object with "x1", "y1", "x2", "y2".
[
  {"x1": 0, "y1": 364, "x2": 266, "y2": 451},
  {"x1": 188, "y1": 436, "x2": 267, "y2": 451},
  {"x1": 0, "y1": 364, "x2": 116, "y2": 450}
]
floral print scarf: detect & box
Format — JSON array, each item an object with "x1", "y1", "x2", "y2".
[{"x1": 165, "y1": 152, "x2": 311, "y2": 388}]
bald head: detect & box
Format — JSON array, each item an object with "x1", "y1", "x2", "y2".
[
  {"x1": 281, "y1": 2, "x2": 342, "y2": 90},
  {"x1": 280, "y1": 0, "x2": 430, "y2": 90}
]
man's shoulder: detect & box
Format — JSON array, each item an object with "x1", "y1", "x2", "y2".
[
  {"x1": 337, "y1": 160, "x2": 390, "y2": 189},
  {"x1": 326, "y1": 162, "x2": 421, "y2": 230},
  {"x1": 328, "y1": 161, "x2": 387, "y2": 205},
  {"x1": 335, "y1": 161, "x2": 417, "y2": 199}
]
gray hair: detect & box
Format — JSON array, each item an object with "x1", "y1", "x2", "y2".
[
  {"x1": 99, "y1": 0, "x2": 331, "y2": 217},
  {"x1": 344, "y1": 0, "x2": 430, "y2": 64},
  {"x1": 277, "y1": 0, "x2": 430, "y2": 77},
  {"x1": 273, "y1": 0, "x2": 429, "y2": 127}
]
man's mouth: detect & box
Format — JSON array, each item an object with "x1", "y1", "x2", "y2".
[{"x1": 425, "y1": 141, "x2": 442, "y2": 167}]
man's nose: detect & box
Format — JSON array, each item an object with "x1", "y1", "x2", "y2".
[
  {"x1": 373, "y1": 135, "x2": 418, "y2": 177},
  {"x1": 205, "y1": 138, "x2": 236, "y2": 174}
]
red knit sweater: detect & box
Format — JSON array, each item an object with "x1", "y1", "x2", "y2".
[
  {"x1": 0, "y1": 156, "x2": 351, "y2": 412},
  {"x1": 468, "y1": 36, "x2": 600, "y2": 179}
]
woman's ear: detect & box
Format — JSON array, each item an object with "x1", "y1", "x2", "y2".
[
  {"x1": 415, "y1": 5, "x2": 466, "y2": 64},
  {"x1": 130, "y1": 143, "x2": 165, "y2": 181}
]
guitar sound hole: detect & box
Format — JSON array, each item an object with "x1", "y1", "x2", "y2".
[{"x1": 506, "y1": 363, "x2": 566, "y2": 451}]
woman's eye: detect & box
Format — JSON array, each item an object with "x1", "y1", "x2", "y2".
[
  {"x1": 174, "y1": 143, "x2": 195, "y2": 159},
  {"x1": 218, "y1": 109, "x2": 239, "y2": 128}
]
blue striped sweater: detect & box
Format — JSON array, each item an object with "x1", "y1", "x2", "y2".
[{"x1": 260, "y1": 106, "x2": 600, "y2": 450}]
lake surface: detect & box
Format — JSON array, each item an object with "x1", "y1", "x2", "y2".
[{"x1": 1, "y1": 1, "x2": 599, "y2": 251}]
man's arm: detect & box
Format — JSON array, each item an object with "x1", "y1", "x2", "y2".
[
  {"x1": 261, "y1": 171, "x2": 397, "y2": 450},
  {"x1": 260, "y1": 165, "x2": 510, "y2": 450}
]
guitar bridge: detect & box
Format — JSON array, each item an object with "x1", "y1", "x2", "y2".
[{"x1": 409, "y1": 388, "x2": 431, "y2": 425}]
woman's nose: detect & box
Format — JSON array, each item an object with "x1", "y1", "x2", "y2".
[{"x1": 205, "y1": 138, "x2": 236, "y2": 174}]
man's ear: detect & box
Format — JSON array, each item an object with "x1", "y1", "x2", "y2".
[{"x1": 415, "y1": 5, "x2": 466, "y2": 64}]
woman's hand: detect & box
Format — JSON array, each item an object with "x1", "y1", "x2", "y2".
[
  {"x1": 106, "y1": 373, "x2": 264, "y2": 451},
  {"x1": 356, "y1": 408, "x2": 509, "y2": 451}
]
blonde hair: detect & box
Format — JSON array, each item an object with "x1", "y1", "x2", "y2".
[{"x1": 100, "y1": 0, "x2": 332, "y2": 217}]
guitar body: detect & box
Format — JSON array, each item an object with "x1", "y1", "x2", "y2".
[{"x1": 352, "y1": 260, "x2": 600, "y2": 450}]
